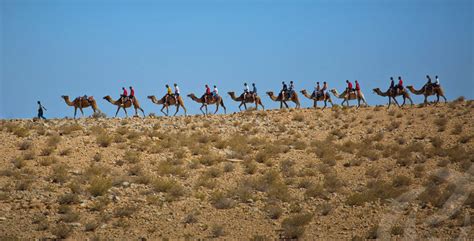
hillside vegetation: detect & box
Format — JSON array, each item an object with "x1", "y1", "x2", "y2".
[{"x1": 0, "y1": 100, "x2": 473, "y2": 240}]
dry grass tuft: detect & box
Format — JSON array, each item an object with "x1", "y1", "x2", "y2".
[
  {"x1": 96, "y1": 133, "x2": 112, "y2": 147},
  {"x1": 88, "y1": 176, "x2": 112, "y2": 197},
  {"x1": 281, "y1": 212, "x2": 313, "y2": 239}
]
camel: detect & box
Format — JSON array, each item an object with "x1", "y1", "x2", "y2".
[
  {"x1": 103, "y1": 96, "x2": 145, "y2": 118},
  {"x1": 187, "y1": 93, "x2": 226, "y2": 115},
  {"x1": 300, "y1": 89, "x2": 333, "y2": 109},
  {"x1": 147, "y1": 95, "x2": 187, "y2": 116},
  {"x1": 372, "y1": 88, "x2": 413, "y2": 108},
  {"x1": 227, "y1": 92, "x2": 265, "y2": 111},
  {"x1": 61, "y1": 95, "x2": 99, "y2": 118},
  {"x1": 266, "y1": 91, "x2": 300, "y2": 109},
  {"x1": 407, "y1": 85, "x2": 447, "y2": 105},
  {"x1": 330, "y1": 89, "x2": 368, "y2": 108}
]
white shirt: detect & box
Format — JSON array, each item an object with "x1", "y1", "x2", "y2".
[
  {"x1": 244, "y1": 85, "x2": 249, "y2": 92},
  {"x1": 435, "y1": 78, "x2": 440, "y2": 85},
  {"x1": 175, "y1": 86, "x2": 180, "y2": 94},
  {"x1": 213, "y1": 88, "x2": 218, "y2": 94}
]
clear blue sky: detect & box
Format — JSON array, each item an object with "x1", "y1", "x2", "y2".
[{"x1": 1, "y1": 0, "x2": 472, "y2": 118}]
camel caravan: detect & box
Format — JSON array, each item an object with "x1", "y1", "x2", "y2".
[{"x1": 58, "y1": 75, "x2": 447, "y2": 118}]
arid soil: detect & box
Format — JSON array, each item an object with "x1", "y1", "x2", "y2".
[{"x1": 0, "y1": 100, "x2": 473, "y2": 240}]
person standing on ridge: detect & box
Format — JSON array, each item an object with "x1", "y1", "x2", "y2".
[{"x1": 37, "y1": 101, "x2": 47, "y2": 120}]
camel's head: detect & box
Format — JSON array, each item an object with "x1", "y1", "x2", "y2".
[
  {"x1": 330, "y1": 89, "x2": 337, "y2": 93},
  {"x1": 300, "y1": 89, "x2": 307, "y2": 94},
  {"x1": 103, "y1": 96, "x2": 111, "y2": 100},
  {"x1": 406, "y1": 85, "x2": 414, "y2": 89},
  {"x1": 187, "y1": 94, "x2": 194, "y2": 98},
  {"x1": 227, "y1": 92, "x2": 235, "y2": 96},
  {"x1": 372, "y1": 88, "x2": 380, "y2": 93},
  {"x1": 147, "y1": 95, "x2": 154, "y2": 99},
  {"x1": 61, "y1": 95, "x2": 67, "y2": 99},
  {"x1": 266, "y1": 91, "x2": 274, "y2": 96}
]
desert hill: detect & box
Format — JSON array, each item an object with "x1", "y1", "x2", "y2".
[{"x1": 0, "y1": 100, "x2": 473, "y2": 240}]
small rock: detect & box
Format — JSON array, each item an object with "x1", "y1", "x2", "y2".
[
  {"x1": 122, "y1": 182, "x2": 130, "y2": 187},
  {"x1": 69, "y1": 222, "x2": 82, "y2": 227},
  {"x1": 0, "y1": 217, "x2": 6, "y2": 221}
]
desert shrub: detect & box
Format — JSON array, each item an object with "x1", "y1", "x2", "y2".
[
  {"x1": 223, "y1": 163, "x2": 235, "y2": 173},
  {"x1": 391, "y1": 175, "x2": 411, "y2": 187},
  {"x1": 58, "y1": 193, "x2": 80, "y2": 205},
  {"x1": 51, "y1": 223, "x2": 72, "y2": 239},
  {"x1": 459, "y1": 134, "x2": 472, "y2": 144},
  {"x1": 88, "y1": 176, "x2": 112, "y2": 196},
  {"x1": 320, "y1": 202, "x2": 332, "y2": 216},
  {"x1": 247, "y1": 170, "x2": 291, "y2": 202},
  {"x1": 430, "y1": 136, "x2": 443, "y2": 148},
  {"x1": 92, "y1": 111, "x2": 107, "y2": 119},
  {"x1": 281, "y1": 213, "x2": 313, "y2": 239},
  {"x1": 451, "y1": 123, "x2": 463, "y2": 135},
  {"x1": 91, "y1": 153, "x2": 102, "y2": 163},
  {"x1": 47, "y1": 134, "x2": 62, "y2": 147},
  {"x1": 156, "y1": 159, "x2": 186, "y2": 177},
  {"x1": 59, "y1": 148, "x2": 72, "y2": 156},
  {"x1": 414, "y1": 165, "x2": 425, "y2": 178},
  {"x1": 391, "y1": 225, "x2": 404, "y2": 236},
  {"x1": 22, "y1": 150, "x2": 36, "y2": 160},
  {"x1": 12, "y1": 157, "x2": 26, "y2": 169},
  {"x1": 18, "y1": 140, "x2": 33, "y2": 150},
  {"x1": 183, "y1": 210, "x2": 199, "y2": 224},
  {"x1": 346, "y1": 180, "x2": 406, "y2": 206},
  {"x1": 60, "y1": 211, "x2": 80, "y2": 223},
  {"x1": 292, "y1": 113, "x2": 305, "y2": 122},
  {"x1": 243, "y1": 160, "x2": 258, "y2": 175},
  {"x1": 323, "y1": 173, "x2": 344, "y2": 193},
  {"x1": 210, "y1": 191, "x2": 235, "y2": 209},
  {"x1": 96, "y1": 134, "x2": 112, "y2": 147},
  {"x1": 124, "y1": 150, "x2": 140, "y2": 163},
  {"x1": 59, "y1": 123, "x2": 83, "y2": 135},
  {"x1": 211, "y1": 224, "x2": 226, "y2": 237},
  {"x1": 387, "y1": 121, "x2": 401, "y2": 131},
  {"x1": 204, "y1": 166, "x2": 223, "y2": 178},
  {"x1": 40, "y1": 147, "x2": 55, "y2": 156},
  {"x1": 152, "y1": 177, "x2": 185, "y2": 201},
  {"x1": 265, "y1": 203, "x2": 283, "y2": 219},
  {"x1": 114, "y1": 205, "x2": 138, "y2": 218},
  {"x1": 51, "y1": 164, "x2": 69, "y2": 183},
  {"x1": 15, "y1": 179, "x2": 33, "y2": 190},
  {"x1": 304, "y1": 183, "x2": 325, "y2": 199},
  {"x1": 85, "y1": 220, "x2": 99, "y2": 232}
]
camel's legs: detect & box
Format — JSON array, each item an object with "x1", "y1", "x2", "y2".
[
  {"x1": 79, "y1": 108, "x2": 84, "y2": 117},
  {"x1": 115, "y1": 106, "x2": 121, "y2": 117},
  {"x1": 313, "y1": 100, "x2": 317, "y2": 108},
  {"x1": 283, "y1": 101, "x2": 289, "y2": 108},
  {"x1": 205, "y1": 105, "x2": 208, "y2": 115},
  {"x1": 437, "y1": 94, "x2": 447, "y2": 103},
  {"x1": 181, "y1": 104, "x2": 187, "y2": 116},
  {"x1": 74, "y1": 107, "x2": 77, "y2": 119},
  {"x1": 123, "y1": 107, "x2": 128, "y2": 117},
  {"x1": 221, "y1": 100, "x2": 227, "y2": 114},
  {"x1": 401, "y1": 96, "x2": 406, "y2": 106},
  {"x1": 139, "y1": 107, "x2": 145, "y2": 117},
  {"x1": 408, "y1": 96, "x2": 414, "y2": 106},
  {"x1": 393, "y1": 97, "x2": 400, "y2": 107},
  {"x1": 260, "y1": 101, "x2": 265, "y2": 110},
  {"x1": 160, "y1": 105, "x2": 168, "y2": 116},
  {"x1": 214, "y1": 104, "x2": 219, "y2": 114},
  {"x1": 199, "y1": 105, "x2": 206, "y2": 115}
]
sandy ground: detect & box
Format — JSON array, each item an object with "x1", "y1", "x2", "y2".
[{"x1": 0, "y1": 100, "x2": 473, "y2": 240}]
